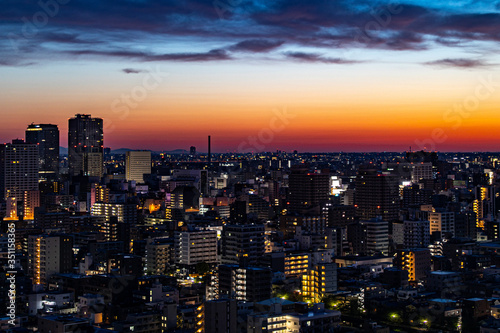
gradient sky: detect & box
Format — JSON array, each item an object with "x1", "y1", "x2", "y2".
[{"x1": 1, "y1": 0, "x2": 500, "y2": 152}]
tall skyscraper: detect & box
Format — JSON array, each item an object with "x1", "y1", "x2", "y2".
[
  {"x1": 68, "y1": 114, "x2": 104, "y2": 178},
  {"x1": 125, "y1": 150, "x2": 151, "y2": 183},
  {"x1": 25, "y1": 123, "x2": 59, "y2": 181},
  {"x1": 288, "y1": 165, "x2": 330, "y2": 213},
  {"x1": 0, "y1": 139, "x2": 39, "y2": 219},
  {"x1": 355, "y1": 167, "x2": 399, "y2": 221}
]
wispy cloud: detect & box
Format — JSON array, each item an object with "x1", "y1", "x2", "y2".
[
  {"x1": 68, "y1": 49, "x2": 231, "y2": 62},
  {"x1": 229, "y1": 39, "x2": 285, "y2": 53},
  {"x1": 122, "y1": 68, "x2": 147, "y2": 74},
  {"x1": 284, "y1": 51, "x2": 358, "y2": 64},
  {"x1": 424, "y1": 58, "x2": 490, "y2": 68}
]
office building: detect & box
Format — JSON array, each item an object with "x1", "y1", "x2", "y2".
[
  {"x1": 90, "y1": 202, "x2": 138, "y2": 224},
  {"x1": 174, "y1": 230, "x2": 218, "y2": 267},
  {"x1": 288, "y1": 165, "x2": 330, "y2": 213},
  {"x1": 125, "y1": 150, "x2": 151, "y2": 183},
  {"x1": 411, "y1": 162, "x2": 433, "y2": 183},
  {"x1": 322, "y1": 203, "x2": 356, "y2": 228},
  {"x1": 0, "y1": 139, "x2": 39, "y2": 219},
  {"x1": 355, "y1": 167, "x2": 399, "y2": 221},
  {"x1": 68, "y1": 114, "x2": 104, "y2": 178},
  {"x1": 25, "y1": 123, "x2": 59, "y2": 181},
  {"x1": 221, "y1": 224, "x2": 265, "y2": 265},
  {"x1": 28, "y1": 234, "x2": 73, "y2": 285},
  {"x1": 404, "y1": 220, "x2": 431, "y2": 248},
  {"x1": 362, "y1": 218, "x2": 389, "y2": 255}
]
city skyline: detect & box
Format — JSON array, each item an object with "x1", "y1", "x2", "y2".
[
  {"x1": 3, "y1": 115, "x2": 500, "y2": 153},
  {"x1": 2, "y1": 1, "x2": 500, "y2": 152}
]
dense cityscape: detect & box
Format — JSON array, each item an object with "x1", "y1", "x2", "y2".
[
  {"x1": 0, "y1": 114, "x2": 499, "y2": 332},
  {"x1": 3, "y1": 0, "x2": 500, "y2": 332}
]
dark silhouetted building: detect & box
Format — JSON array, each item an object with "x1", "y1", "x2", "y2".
[
  {"x1": 221, "y1": 224, "x2": 265, "y2": 265},
  {"x1": 288, "y1": 166, "x2": 329, "y2": 213},
  {"x1": 26, "y1": 123, "x2": 59, "y2": 181},
  {"x1": 68, "y1": 114, "x2": 104, "y2": 178},
  {"x1": 355, "y1": 167, "x2": 399, "y2": 222}
]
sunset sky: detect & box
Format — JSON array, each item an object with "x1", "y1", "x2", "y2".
[{"x1": 1, "y1": 0, "x2": 500, "y2": 152}]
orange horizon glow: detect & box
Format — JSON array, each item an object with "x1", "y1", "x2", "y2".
[{"x1": 2, "y1": 60, "x2": 500, "y2": 152}]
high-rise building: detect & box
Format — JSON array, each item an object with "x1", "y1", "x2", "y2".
[
  {"x1": 411, "y1": 162, "x2": 433, "y2": 184},
  {"x1": 361, "y1": 218, "x2": 389, "y2": 255},
  {"x1": 0, "y1": 139, "x2": 39, "y2": 219},
  {"x1": 428, "y1": 211, "x2": 455, "y2": 237},
  {"x1": 473, "y1": 186, "x2": 489, "y2": 229},
  {"x1": 146, "y1": 238, "x2": 174, "y2": 275},
  {"x1": 68, "y1": 114, "x2": 104, "y2": 178},
  {"x1": 288, "y1": 166, "x2": 330, "y2": 213},
  {"x1": 90, "y1": 202, "x2": 138, "y2": 224},
  {"x1": 402, "y1": 184, "x2": 433, "y2": 208},
  {"x1": 125, "y1": 150, "x2": 151, "y2": 183},
  {"x1": 218, "y1": 264, "x2": 272, "y2": 302},
  {"x1": 190, "y1": 146, "x2": 196, "y2": 156},
  {"x1": 174, "y1": 230, "x2": 218, "y2": 267},
  {"x1": 284, "y1": 253, "x2": 311, "y2": 278},
  {"x1": 28, "y1": 234, "x2": 73, "y2": 285},
  {"x1": 322, "y1": 203, "x2": 356, "y2": 228},
  {"x1": 199, "y1": 299, "x2": 237, "y2": 333},
  {"x1": 355, "y1": 167, "x2": 399, "y2": 221},
  {"x1": 302, "y1": 263, "x2": 337, "y2": 303},
  {"x1": 403, "y1": 220, "x2": 431, "y2": 248},
  {"x1": 25, "y1": 123, "x2": 59, "y2": 181},
  {"x1": 395, "y1": 248, "x2": 431, "y2": 282},
  {"x1": 221, "y1": 224, "x2": 265, "y2": 265}
]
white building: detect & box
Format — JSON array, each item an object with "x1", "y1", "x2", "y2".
[
  {"x1": 125, "y1": 150, "x2": 151, "y2": 183},
  {"x1": 174, "y1": 230, "x2": 218, "y2": 266}
]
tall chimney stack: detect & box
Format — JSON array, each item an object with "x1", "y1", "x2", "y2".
[{"x1": 208, "y1": 135, "x2": 211, "y2": 167}]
